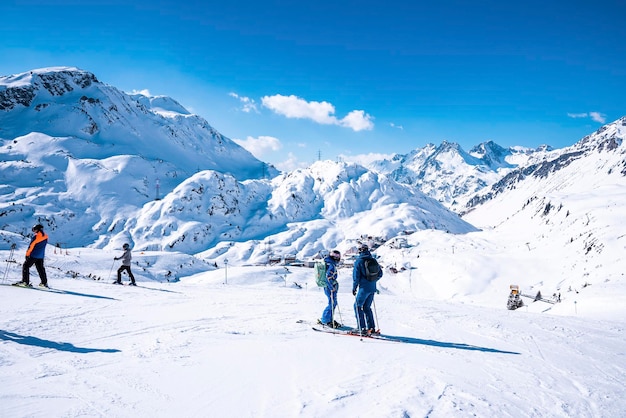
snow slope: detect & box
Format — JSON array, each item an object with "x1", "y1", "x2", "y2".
[
  {"x1": 453, "y1": 117, "x2": 626, "y2": 312},
  {"x1": 0, "y1": 256, "x2": 624, "y2": 417}
]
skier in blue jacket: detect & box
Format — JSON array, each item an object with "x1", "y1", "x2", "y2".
[
  {"x1": 352, "y1": 243, "x2": 383, "y2": 334},
  {"x1": 320, "y1": 250, "x2": 341, "y2": 328}
]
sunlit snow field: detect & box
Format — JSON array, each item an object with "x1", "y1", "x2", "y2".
[{"x1": 1, "y1": 236, "x2": 624, "y2": 417}]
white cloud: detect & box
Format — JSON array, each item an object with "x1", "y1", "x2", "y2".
[
  {"x1": 567, "y1": 112, "x2": 606, "y2": 123},
  {"x1": 340, "y1": 110, "x2": 374, "y2": 131},
  {"x1": 390, "y1": 122, "x2": 404, "y2": 130},
  {"x1": 589, "y1": 112, "x2": 606, "y2": 123},
  {"x1": 262, "y1": 95, "x2": 336, "y2": 124},
  {"x1": 233, "y1": 135, "x2": 282, "y2": 159},
  {"x1": 229, "y1": 92, "x2": 258, "y2": 113},
  {"x1": 261, "y1": 94, "x2": 374, "y2": 131}
]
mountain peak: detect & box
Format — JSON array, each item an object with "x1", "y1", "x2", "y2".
[
  {"x1": 1, "y1": 66, "x2": 98, "y2": 87},
  {"x1": 436, "y1": 140, "x2": 461, "y2": 152},
  {"x1": 0, "y1": 66, "x2": 93, "y2": 85},
  {"x1": 0, "y1": 67, "x2": 99, "y2": 111},
  {"x1": 469, "y1": 141, "x2": 512, "y2": 168}
]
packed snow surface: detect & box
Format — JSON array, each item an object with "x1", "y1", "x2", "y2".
[{"x1": 1, "y1": 247, "x2": 624, "y2": 417}]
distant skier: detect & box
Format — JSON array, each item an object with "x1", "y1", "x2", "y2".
[
  {"x1": 113, "y1": 243, "x2": 136, "y2": 286},
  {"x1": 352, "y1": 243, "x2": 382, "y2": 334},
  {"x1": 13, "y1": 224, "x2": 49, "y2": 288},
  {"x1": 319, "y1": 250, "x2": 342, "y2": 328}
]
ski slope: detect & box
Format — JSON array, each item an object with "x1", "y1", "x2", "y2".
[{"x1": 1, "y1": 252, "x2": 624, "y2": 417}]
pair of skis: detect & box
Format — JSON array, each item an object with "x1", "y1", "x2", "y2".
[
  {"x1": 307, "y1": 322, "x2": 404, "y2": 343},
  {"x1": 2, "y1": 283, "x2": 54, "y2": 292}
]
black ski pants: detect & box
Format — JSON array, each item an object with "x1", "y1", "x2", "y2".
[
  {"x1": 23, "y1": 257, "x2": 47, "y2": 286},
  {"x1": 117, "y1": 265, "x2": 135, "y2": 284}
]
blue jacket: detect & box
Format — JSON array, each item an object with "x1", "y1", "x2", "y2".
[
  {"x1": 352, "y1": 250, "x2": 382, "y2": 293},
  {"x1": 26, "y1": 230, "x2": 48, "y2": 259},
  {"x1": 324, "y1": 255, "x2": 339, "y2": 292}
]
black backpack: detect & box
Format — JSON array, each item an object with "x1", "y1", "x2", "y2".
[{"x1": 364, "y1": 257, "x2": 380, "y2": 281}]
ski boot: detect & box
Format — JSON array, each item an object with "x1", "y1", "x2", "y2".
[{"x1": 12, "y1": 281, "x2": 32, "y2": 288}]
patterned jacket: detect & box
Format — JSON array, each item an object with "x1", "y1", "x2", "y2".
[{"x1": 324, "y1": 255, "x2": 339, "y2": 292}]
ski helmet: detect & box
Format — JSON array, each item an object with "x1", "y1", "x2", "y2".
[
  {"x1": 32, "y1": 224, "x2": 44, "y2": 232},
  {"x1": 330, "y1": 250, "x2": 341, "y2": 262},
  {"x1": 358, "y1": 243, "x2": 369, "y2": 253},
  {"x1": 122, "y1": 243, "x2": 130, "y2": 250}
]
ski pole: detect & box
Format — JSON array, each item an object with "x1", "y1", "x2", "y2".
[
  {"x1": 336, "y1": 297, "x2": 343, "y2": 326},
  {"x1": 330, "y1": 290, "x2": 335, "y2": 326},
  {"x1": 2, "y1": 244, "x2": 16, "y2": 284},
  {"x1": 108, "y1": 259, "x2": 116, "y2": 282},
  {"x1": 373, "y1": 297, "x2": 380, "y2": 332},
  {"x1": 2, "y1": 253, "x2": 9, "y2": 284}
]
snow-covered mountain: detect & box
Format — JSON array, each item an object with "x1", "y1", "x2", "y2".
[
  {"x1": 465, "y1": 117, "x2": 626, "y2": 214},
  {"x1": 0, "y1": 67, "x2": 473, "y2": 260},
  {"x1": 363, "y1": 140, "x2": 551, "y2": 210},
  {"x1": 1, "y1": 65, "x2": 625, "y2": 299},
  {"x1": 0, "y1": 67, "x2": 282, "y2": 250},
  {"x1": 449, "y1": 116, "x2": 626, "y2": 305},
  {"x1": 178, "y1": 161, "x2": 476, "y2": 261},
  {"x1": 2, "y1": 68, "x2": 625, "y2": 418},
  {"x1": 0, "y1": 67, "x2": 269, "y2": 180}
]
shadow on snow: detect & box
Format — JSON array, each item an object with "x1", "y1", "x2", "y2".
[
  {"x1": 383, "y1": 334, "x2": 520, "y2": 354},
  {"x1": 0, "y1": 330, "x2": 121, "y2": 354},
  {"x1": 0, "y1": 284, "x2": 117, "y2": 300},
  {"x1": 50, "y1": 288, "x2": 119, "y2": 300}
]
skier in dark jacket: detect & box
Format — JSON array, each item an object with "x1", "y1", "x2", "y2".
[
  {"x1": 114, "y1": 243, "x2": 136, "y2": 285},
  {"x1": 352, "y1": 243, "x2": 383, "y2": 334},
  {"x1": 14, "y1": 224, "x2": 49, "y2": 288},
  {"x1": 320, "y1": 250, "x2": 341, "y2": 328}
]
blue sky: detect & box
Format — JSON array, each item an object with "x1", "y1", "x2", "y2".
[{"x1": 1, "y1": 0, "x2": 625, "y2": 170}]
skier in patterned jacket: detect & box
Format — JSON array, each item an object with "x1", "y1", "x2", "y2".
[{"x1": 320, "y1": 250, "x2": 342, "y2": 328}]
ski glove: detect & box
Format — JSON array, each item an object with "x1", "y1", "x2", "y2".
[{"x1": 352, "y1": 289, "x2": 357, "y2": 296}]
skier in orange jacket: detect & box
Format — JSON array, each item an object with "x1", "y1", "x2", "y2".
[{"x1": 14, "y1": 224, "x2": 49, "y2": 288}]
